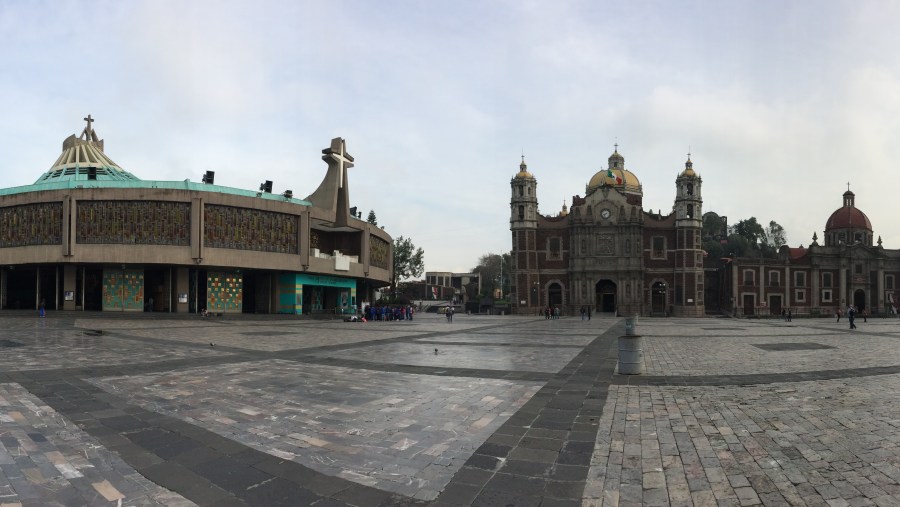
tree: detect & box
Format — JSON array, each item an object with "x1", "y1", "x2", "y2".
[
  {"x1": 472, "y1": 252, "x2": 511, "y2": 298},
  {"x1": 702, "y1": 212, "x2": 728, "y2": 242},
  {"x1": 765, "y1": 220, "x2": 786, "y2": 249},
  {"x1": 391, "y1": 236, "x2": 424, "y2": 295},
  {"x1": 366, "y1": 210, "x2": 378, "y2": 225},
  {"x1": 734, "y1": 217, "x2": 766, "y2": 245}
]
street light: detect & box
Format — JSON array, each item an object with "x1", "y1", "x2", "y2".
[{"x1": 499, "y1": 256, "x2": 503, "y2": 299}]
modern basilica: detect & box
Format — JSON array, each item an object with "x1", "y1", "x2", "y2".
[{"x1": 0, "y1": 117, "x2": 392, "y2": 314}]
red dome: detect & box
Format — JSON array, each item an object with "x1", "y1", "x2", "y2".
[{"x1": 825, "y1": 206, "x2": 872, "y2": 231}]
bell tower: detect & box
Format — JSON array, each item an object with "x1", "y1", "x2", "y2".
[
  {"x1": 675, "y1": 155, "x2": 702, "y2": 226},
  {"x1": 510, "y1": 156, "x2": 539, "y2": 314},
  {"x1": 510, "y1": 156, "x2": 538, "y2": 230},
  {"x1": 673, "y1": 154, "x2": 705, "y2": 316}
]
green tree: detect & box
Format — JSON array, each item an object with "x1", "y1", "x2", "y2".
[
  {"x1": 391, "y1": 236, "x2": 424, "y2": 295},
  {"x1": 734, "y1": 217, "x2": 766, "y2": 245},
  {"x1": 765, "y1": 220, "x2": 786, "y2": 249},
  {"x1": 702, "y1": 212, "x2": 728, "y2": 241},
  {"x1": 472, "y1": 252, "x2": 511, "y2": 298},
  {"x1": 366, "y1": 210, "x2": 377, "y2": 225}
]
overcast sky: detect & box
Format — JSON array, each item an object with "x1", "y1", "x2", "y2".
[{"x1": 2, "y1": 0, "x2": 899, "y2": 273}]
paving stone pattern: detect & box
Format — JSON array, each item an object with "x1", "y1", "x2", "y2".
[
  {"x1": 1, "y1": 312, "x2": 900, "y2": 505},
  {"x1": 0, "y1": 382, "x2": 194, "y2": 506},
  {"x1": 87, "y1": 360, "x2": 543, "y2": 500}
]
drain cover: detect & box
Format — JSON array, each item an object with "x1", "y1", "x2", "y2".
[{"x1": 753, "y1": 342, "x2": 835, "y2": 351}]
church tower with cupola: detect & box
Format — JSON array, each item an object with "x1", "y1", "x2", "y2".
[
  {"x1": 672, "y1": 155, "x2": 705, "y2": 316},
  {"x1": 510, "y1": 157, "x2": 540, "y2": 311},
  {"x1": 510, "y1": 156, "x2": 538, "y2": 231}
]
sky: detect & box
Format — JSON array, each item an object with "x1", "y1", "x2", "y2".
[{"x1": 2, "y1": 0, "x2": 900, "y2": 274}]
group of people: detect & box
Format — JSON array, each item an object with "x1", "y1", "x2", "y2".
[
  {"x1": 544, "y1": 306, "x2": 560, "y2": 319},
  {"x1": 836, "y1": 305, "x2": 867, "y2": 329},
  {"x1": 363, "y1": 304, "x2": 415, "y2": 322}
]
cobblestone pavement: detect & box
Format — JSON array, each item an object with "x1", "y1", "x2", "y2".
[{"x1": 2, "y1": 312, "x2": 900, "y2": 505}]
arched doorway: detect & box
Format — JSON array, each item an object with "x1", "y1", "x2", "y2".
[
  {"x1": 548, "y1": 283, "x2": 563, "y2": 307},
  {"x1": 652, "y1": 281, "x2": 667, "y2": 315},
  {"x1": 595, "y1": 280, "x2": 617, "y2": 313},
  {"x1": 854, "y1": 289, "x2": 866, "y2": 312}
]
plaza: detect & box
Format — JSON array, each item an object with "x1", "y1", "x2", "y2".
[{"x1": 1, "y1": 313, "x2": 900, "y2": 506}]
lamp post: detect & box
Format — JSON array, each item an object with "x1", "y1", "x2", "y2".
[{"x1": 499, "y1": 256, "x2": 503, "y2": 299}]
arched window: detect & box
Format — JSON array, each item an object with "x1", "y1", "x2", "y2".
[
  {"x1": 518, "y1": 205, "x2": 524, "y2": 220},
  {"x1": 687, "y1": 183, "x2": 694, "y2": 196}
]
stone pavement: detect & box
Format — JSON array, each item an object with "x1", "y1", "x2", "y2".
[{"x1": 0, "y1": 312, "x2": 899, "y2": 505}]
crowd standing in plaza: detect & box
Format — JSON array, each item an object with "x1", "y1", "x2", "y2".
[{"x1": 362, "y1": 304, "x2": 416, "y2": 322}]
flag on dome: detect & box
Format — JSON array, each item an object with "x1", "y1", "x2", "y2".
[{"x1": 606, "y1": 169, "x2": 622, "y2": 184}]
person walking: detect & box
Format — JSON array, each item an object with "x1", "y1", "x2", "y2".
[
  {"x1": 38, "y1": 298, "x2": 46, "y2": 318},
  {"x1": 836, "y1": 308, "x2": 842, "y2": 322},
  {"x1": 848, "y1": 306, "x2": 857, "y2": 330}
]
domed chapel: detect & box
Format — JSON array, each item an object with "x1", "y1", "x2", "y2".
[{"x1": 510, "y1": 147, "x2": 705, "y2": 317}]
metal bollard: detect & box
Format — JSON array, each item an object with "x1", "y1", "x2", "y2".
[
  {"x1": 624, "y1": 316, "x2": 637, "y2": 336},
  {"x1": 617, "y1": 335, "x2": 644, "y2": 374}
]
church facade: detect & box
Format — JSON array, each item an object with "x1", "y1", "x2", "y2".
[
  {"x1": 721, "y1": 189, "x2": 900, "y2": 318},
  {"x1": 509, "y1": 149, "x2": 705, "y2": 317}
]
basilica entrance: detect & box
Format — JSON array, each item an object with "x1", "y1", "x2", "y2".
[
  {"x1": 854, "y1": 289, "x2": 866, "y2": 312},
  {"x1": 548, "y1": 283, "x2": 563, "y2": 307},
  {"x1": 651, "y1": 281, "x2": 667, "y2": 315},
  {"x1": 595, "y1": 280, "x2": 617, "y2": 313}
]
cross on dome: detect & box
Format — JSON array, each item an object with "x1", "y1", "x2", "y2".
[{"x1": 80, "y1": 114, "x2": 98, "y2": 142}]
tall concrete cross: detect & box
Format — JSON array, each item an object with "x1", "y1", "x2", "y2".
[{"x1": 324, "y1": 138, "x2": 354, "y2": 189}]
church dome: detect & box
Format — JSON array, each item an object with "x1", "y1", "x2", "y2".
[
  {"x1": 34, "y1": 115, "x2": 140, "y2": 184},
  {"x1": 586, "y1": 147, "x2": 641, "y2": 194},
  {"x1": 680, "y1": 156, "x2": 697, "y2": 177},
  {"x1": 513, "y1": 156, "x2": 533, "y2": 179},
  {"x1": 825, "y1": 190, "x2": 872, "y2": 232},
  {"x1": 587, "y1": 168, "x2": 641, "y2": 189}
]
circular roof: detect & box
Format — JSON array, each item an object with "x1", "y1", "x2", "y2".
[
  {"x1": 586, "y1": 147, "x2": 642, "y2": 194},
  {"x1": 826, "y1": 206, "x2": 872, "y2": 231},
  {"x1": 679, "y1": 156, "x2": 698, "y2": 177},
  {"x1": 34, "y1": 115, "x2": 140, "y2": 184},
  {"x1": 587, "y1": 168, "x2": 640, "y2": 190},
  {"x1": 825, "y1": 190, "x2": 872, "y2": 232},
  {"x1": 513, "y1": 157, "x2": 533, "y2": 179}
]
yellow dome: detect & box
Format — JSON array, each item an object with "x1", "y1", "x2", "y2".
[
  {"x1": 514, "y1": 157, "x2": 533, "y2": 179},
  {"x1": 587, "y1": 168, "x2": 641, "y2": 191},
  {"x1": 679, "y1": 157, "x2": 697, "y2": 177}
]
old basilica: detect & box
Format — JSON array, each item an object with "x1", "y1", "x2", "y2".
[
  {"x1": 509, "y1": 148, "x2": 705, "y2": 317},
  {"x1": 510, "y1": 148, "x2": 900, "y2": 318}
]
